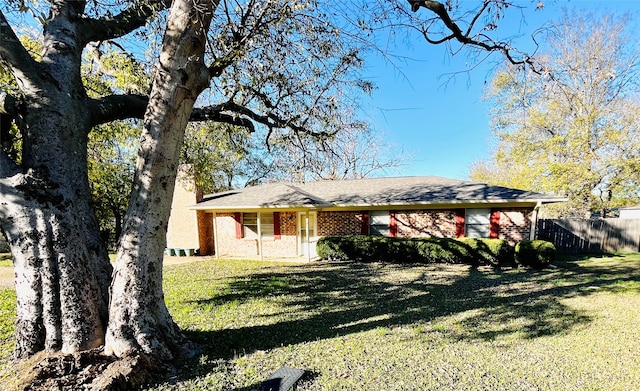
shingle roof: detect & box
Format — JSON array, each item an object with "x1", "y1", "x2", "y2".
[{"x1": 192, "y1": 176, "x2": 566, "y2": 211}]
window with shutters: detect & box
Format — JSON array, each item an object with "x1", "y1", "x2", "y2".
[
  {"x1": 242, "y1": 212, "x2": 274, "y2": 239},
  {"x1": 465, "y1": 209, "x2": 491, "y2": 238},
  {"x1": 260, "y1": 213, "x2": 274, "y2": 238},
  {"x1": 370, "y1": 211, "x2": 390, "y2": 237}
]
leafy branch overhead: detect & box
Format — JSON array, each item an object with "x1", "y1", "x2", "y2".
[{"x1": 1, "y1": 1, "x2": 371, "y2": 150}]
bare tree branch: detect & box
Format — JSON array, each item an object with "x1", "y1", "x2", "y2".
[
  {"x1": 87, "y1": 93, "x2": 260, "y2": 132},
  {"x1": 78, "y1": 0, "x2": 172, "y2": 44},
  {"x1": 407, "y1": 0, "x2": 538, "y2": 70},
  {"x1": 88, "y1": 94, "x2": 148, "y2": 128},
  {"x1": 188, "y1": 107, "x2": 255, "y2": 131}
]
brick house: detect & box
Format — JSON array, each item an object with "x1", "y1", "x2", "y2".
[{"x1": 171, "y1": 176, "x2": 565, "y2": 260}]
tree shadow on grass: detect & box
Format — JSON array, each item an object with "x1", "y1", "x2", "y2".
[{"x1": 168, "y1": 256, "x2": 640, "y2": 385}]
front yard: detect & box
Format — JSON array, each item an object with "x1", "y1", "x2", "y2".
[{"x1": 2, "y1": 254, "x2": 640, "y2": 390}]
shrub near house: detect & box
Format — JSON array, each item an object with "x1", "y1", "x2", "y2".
[{"x1": 317, "y1": 236, "x2": 556, "y2": 269}]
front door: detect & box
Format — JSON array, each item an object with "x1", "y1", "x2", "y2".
[{"x1": 298, "y1": 211, "x2": 317, "y2": 259}]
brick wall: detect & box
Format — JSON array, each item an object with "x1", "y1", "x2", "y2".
[
  {"x1": 395, "y1": 210, "x2": 457, "y2": 238},
  {"x1": 197, "y1": 211, "x2": 214, "y2": 255},
  {"x1": 280, "y1": 211, "x2": 297, "y2": 235},
  {"x1": 317, "y1": 211, "x2": 364, "y2": 236},
  {"x1": 498, "y1": 208, "x2": 533, "y2": 244}
]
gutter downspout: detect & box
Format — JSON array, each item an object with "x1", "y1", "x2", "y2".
[{"x1": 530, "y1": 201, "x2": 542, "y2": 240}]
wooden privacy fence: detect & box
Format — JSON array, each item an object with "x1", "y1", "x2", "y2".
[{"x1": 537, "y1": 218, "x2": 640, "y2": 253}]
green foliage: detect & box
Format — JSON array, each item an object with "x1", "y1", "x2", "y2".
[
  {"x1": 181, "y1": 123, "x2": 268, "y2": 193},
  {"x1": 317, "y1": 235, "x2": 514, "y2": 267},
  {"x1": 456, "y1": 237, "x2": 516, "y2": 267},
  {"x1": 473, "y1": 11, "x2": 640, "y2": 217},
  {"x1": 515, "y1": 240, "x2": 557, "y2": 269},
  {"x1": 0, "y1": 289, "x2": 15, "y2": 365},
  {"x1": 87, "y1": 121, "x2": 138, "y2": 248}
]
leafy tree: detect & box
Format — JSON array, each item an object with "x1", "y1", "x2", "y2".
[
  {"x1": 0, "y1": 0, "x2": 544, "y2": 385},
  {"x1": 471, "y1": 11, "x2": 640, "y2": 217},
  {"x1": 83, "y1": 44, "x2": 145, "y2": 247},
  {"x1": 88, "y1": 121, "x2": 137, "y2": 248},
  {"x1": 181, "y1": 122, "x2": 264, "y2": 193}
]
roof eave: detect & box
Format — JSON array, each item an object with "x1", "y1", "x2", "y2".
[{"x1": 189, "y1": 197, "x2": 567, "y2": 212}]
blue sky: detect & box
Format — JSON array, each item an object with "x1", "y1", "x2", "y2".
[{"x1": 362, "y1": 0, "x2": 640, "y2": 180}]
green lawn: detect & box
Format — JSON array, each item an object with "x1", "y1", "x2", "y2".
[{"x1": 2, "y1": 254, "x2": 640, "y2": 390}]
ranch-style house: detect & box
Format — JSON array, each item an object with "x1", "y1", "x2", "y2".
[{"x1": 166, "y1": 175, "x2": 566, "y2": 260}]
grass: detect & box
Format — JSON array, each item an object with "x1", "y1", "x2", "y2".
[{"x1": 2, "y1": 254, "x2": 640, "y2": 390}]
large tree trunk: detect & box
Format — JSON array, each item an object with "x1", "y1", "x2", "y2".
[
  {"x1": 0, "y1": 3, "x2": 112, "y2": 357},
  {"x1": 104, "y1": 0, "x2": 216, "y2": 360},
  {"x1": 0, "y1": 89, "x2": 111, "y2": 358}
]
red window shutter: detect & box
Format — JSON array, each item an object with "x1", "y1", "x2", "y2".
[
  {"x1": 274, "y1": 212, "x2": 281, "y2": 240},
  {"x1": 361, "y1": 212, "x2": 369, "y2": 235},
  {"x1": 489, "y1": 209, "x2": 500, "y2": 238},
  {"x1": 234, "y1": 212, "x2": 243, "y2": 239},
  {"x1": 389, "y1": 212, "x2": 398, "y2": 238},
  {"x1": 455, "y1": 209, "x2": 465, "y2": 238}
]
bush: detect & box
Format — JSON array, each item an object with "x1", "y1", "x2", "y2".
[
  {"x1": 316, "y1": 236, "x2": 350, "y2": 261},
  {"x1": 515, "y1": 240, "x2": 557, "y2": 269},
  {"x1": 456, "y1": 238, "x2": 516, "y2": 267},
  {"x1": 317, "y1": 236, "x2": 515, "y2": 267}
]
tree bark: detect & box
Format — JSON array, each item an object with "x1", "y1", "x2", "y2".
[
  {"x1": 0, "y1": 83, "x2": 111, "y2": 358},
  {"x1": 0, "y1": 1, "x2": 112, "y2": 357},
  {"x1": 104, "y1": 0, "x2": 216, "y2": 360}
]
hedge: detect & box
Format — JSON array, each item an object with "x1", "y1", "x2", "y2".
[
  {"x1": 515, "y1": 240, "x2": 557, "y2": 269},
  {"x1": 316, "y1": 235, "x2": 515, "y2": 267}
]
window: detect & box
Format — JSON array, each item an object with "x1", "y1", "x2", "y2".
[
  {"x1": 242, "y1": 212, "x2": 274, "y2": 238},
  {"x1": 370, "y1": 211, "x2": 390, "y2": 237},
  {"x1": 465, "y1": 209, "x2": 491, "y2": 238},
  {"x1": 260, "y1": 213, "x2": 274, "y2": 238},
  {"x1": 243, "y1": 213, "x2": 258, "y2": 238}
]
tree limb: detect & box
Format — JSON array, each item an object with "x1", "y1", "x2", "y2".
[
  {"x1": 87, "y1": 93, "x2": 258, "y2": 132},
  {"x1": 78, "y1": 0, "x2": 172, "y2": 44},
  {"x1": 188, "y1": 108, "x2": 255, "y2": 131},
  {"x1": 87, "y1": 94, "x2": 149, "y2": 128},
  {"x1": 0, "y1": 10, "x2": 43, "y2": 90},
  {"x1": 408, "y1": 0, "x2": 536, "y2": 69},
  {"x1": 89, "y1": 91, "x2": 338, "y2": 140}
]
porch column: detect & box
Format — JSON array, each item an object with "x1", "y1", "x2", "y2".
[
  {"x1": 257, "y1": 212, "x2": 264, "y2": 261},
  {"x1": 213, "y1": 212, "x2": 220, "y2": 260},
  {"x1": 305, "y1": 211, "x2": 311, "y2": 262},
  {"x1": 530, "y1": 202, "x2": 542, "y2": 240}
]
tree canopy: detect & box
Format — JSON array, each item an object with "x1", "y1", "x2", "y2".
[{"x1": 471, "y1": 10, "x2": 640, "y2": 217}]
